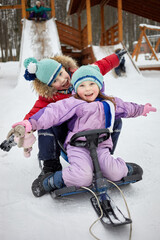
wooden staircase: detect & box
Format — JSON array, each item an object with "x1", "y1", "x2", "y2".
[
  {"x1": 56, "y1": 20, "x2": 96, "y2": 66},
  {"x1": 61, "y1": 45, "x2": 82, "y2": 66}
]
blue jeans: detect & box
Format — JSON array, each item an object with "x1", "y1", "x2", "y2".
[{"x1": 38, "y1": 122, "x2": 68, "y2": 171}]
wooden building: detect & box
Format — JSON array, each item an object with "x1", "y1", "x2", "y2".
[{"x1": 1, "y1": 0, "x2": 160, "y2": 65}]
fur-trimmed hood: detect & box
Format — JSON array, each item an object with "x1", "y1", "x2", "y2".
[{"x1": 32, "y1": 55, "x2": 78, "y2": 98}]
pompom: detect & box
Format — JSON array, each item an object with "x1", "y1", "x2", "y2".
[
  {"x1": 24, "y1": 69, "x2": 36, "y2": 81},
  {"x1": 27, "y1": 62, "x2": 37, "y2": 74},
  {"x1": 24, "y1": 57, "x2": 38, "y2": 68}
]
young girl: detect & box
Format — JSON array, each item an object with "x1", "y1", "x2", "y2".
[
  {"x1": 10, "y1": 64, "x2": 156, "y2": 197},
  {"x1": 7, "y1": 52, "x2": 124, "y2": 196}
]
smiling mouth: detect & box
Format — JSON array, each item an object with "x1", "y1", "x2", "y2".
[
  {"x1": 85, "y1": 93, "x2": 93, "y2": 97},
  {"x1": 62, "y1": 79, "x2": 70, "y2": 88}
]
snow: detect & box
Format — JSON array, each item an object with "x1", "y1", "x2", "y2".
[
  {"x1": 0, "y1": 19, "x2": 160, "y2": 240},
  {"x1": 133, "y1": 53, "x2": 160, "y2": 68},
  {"x1": 139, "y1": 23, "x2": 160, "y2": 30}
]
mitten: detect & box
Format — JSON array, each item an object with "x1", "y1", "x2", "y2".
[
  {"x1": 142, "y1": 103, "x2": 157, "y2": 116},
  {"x1": 0, "y1": 134, "x2": 17, "y2": 152},
  {"x1": 12, "y1": 120, "x2": 32, "y2": 133},
  {"x1": 116, "y1": 49, "x2": 127, "y2": 60}
]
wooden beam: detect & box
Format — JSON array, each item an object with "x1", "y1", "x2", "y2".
[
  {"x1": 86, "y1": 0, "x2": 92, "y2": 46},
  {"x1": 78, "y1": 15, "x2": 81, "y2": 31},
  {"x1": 50, "y1": 0, "x2": 55, "y2": 18},
  {"x1": 21, "y1": 1, "x2": 26, "y2": 18},
  {"x1": 100, "y1": 5, "x2": 105, "y2": 45},
  {"x1": 118, "y1": 0, "x2": 123, "y2": 42},
  {"x1": 0, "y1": 5, "x2": 22, "y2": 10},
  {"x1": 132, "y1": 30, "x2": 144, "y2": 61}
]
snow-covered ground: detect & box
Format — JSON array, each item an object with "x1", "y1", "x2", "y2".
[
  {"x1": 0, "y1": 19, "x2": 160, "y2": 240},
  {"x1": 0, "y1": 61, "x2": 160, "y2": 240}
]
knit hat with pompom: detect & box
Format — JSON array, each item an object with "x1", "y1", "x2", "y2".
[
  {"x1": 71, "y1": 65, "x2": 103, "y2": 93},
  {"x1": 23, "y1": 57, "x2": 62, "y2": 86}
]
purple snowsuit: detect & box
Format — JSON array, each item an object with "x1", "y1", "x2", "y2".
[{"x1": 29, "y1": 96, "x2": 144, "y2": 187}]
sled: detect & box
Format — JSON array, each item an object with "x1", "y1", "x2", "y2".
[
  {"x1": 54, "y1": 128, "x2": 143, "y2": 227},
  {"x1": 0, "y1": 128, "x2": 143, "y2": 226},
  {"x1": 28, "y1": 17, "x2": 47, "y2": 22}
]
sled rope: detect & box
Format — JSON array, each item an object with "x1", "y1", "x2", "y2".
[
  {"x1": 107, "y1": 180, "x2": 132, "y2": 240},
  {"x1": 82, "y1": 181, "x2": 132, "y2": 240},
  {"x1": 81, "y1": 186, "x2": 103, "y2": 240}
]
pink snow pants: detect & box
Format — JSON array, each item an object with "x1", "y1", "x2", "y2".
[{"x1": 62, "y1": 144, "x2": 128, "y2": 187}]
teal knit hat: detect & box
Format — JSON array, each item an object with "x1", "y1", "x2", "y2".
[
  {"x1": 71, "y1": 65, "x2": 103, "y2": 92},
  {"x1": 24, "y1": 57, "x2": 62, "y2": 86}
]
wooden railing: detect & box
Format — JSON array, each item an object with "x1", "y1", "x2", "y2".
[
  {"x1": 81, "y1": 25, "x2": 88, "y2": 48},
  {"x1": 81, "y1": 46, "x2": 96, "y2": 65},
  {"x1": 56, "y1": 21, "x2": 82, "y2": 50},
  {"x1": 106, "y1": 23, "x2": 119, "y2": 45}
]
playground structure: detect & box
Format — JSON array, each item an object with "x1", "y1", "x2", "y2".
[
  {"x1": 0, "y1": 0, "x2": 160, "y2": 69},
  {"x1": 132, "y1": 24, "x2": 160, "y2": 62}
]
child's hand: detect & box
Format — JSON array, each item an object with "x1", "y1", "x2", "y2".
[
  {"x1": 116, "y1": 49, "x2": 127, "y2": 60},
  {"x1": 142, "y1": 103, "x2": 157, "y2": 116}
]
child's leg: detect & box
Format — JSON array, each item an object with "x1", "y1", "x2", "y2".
[
  {"x1": 63, "y1": 145, "x2": 94, "y2": 187},
  {"x1": 38, "y1": 122, "x2": 68, "y2": 173},
  {"x1": 38, "y1": 127, "x2": 62, "y2": 173},
  {"x1": 97, "y1": 146, "x2": 128, "y2": 181}
]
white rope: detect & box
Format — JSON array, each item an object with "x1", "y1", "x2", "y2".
[
  {"x1": 81, "y1": 180, "x2": 132, "y2": 240},
  {"x1": 81, "y1": 186, "x2": 103, "y2": 240},
  {"x1": 107, "y1": 180, "x2": 132, "y2": 240}
]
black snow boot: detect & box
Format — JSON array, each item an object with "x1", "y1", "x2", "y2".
[
  {"x1": 31, "y1": 159, "x2": 62, "y2": 197},
  {"x1": 31, "y1": 172, "x2": 56, "y2": 197},
  {"x1": 126, "y1": 162, "x2": 143, "y2": 182}
]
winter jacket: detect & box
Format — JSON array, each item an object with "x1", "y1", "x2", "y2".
[
  {"x1": 24, "y1": 54, "x2": 119, "y2": 120},
  {"x1": 29, "y1": 96, "x2": 144, "y2": 150},
  {"x1": 26, "y1": 6, "x2": 51, "y2": 14}
]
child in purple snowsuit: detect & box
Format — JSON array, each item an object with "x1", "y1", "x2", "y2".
[{"x1": 11, "y1": 64, "x2": 156, "y2": 197}]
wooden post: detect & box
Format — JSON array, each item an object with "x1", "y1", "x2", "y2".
[
  {"x1": 143, "y1": 32, "x2": 159, "y2": 61},
  {"x1": 118, "y1": 0, "x2": 123, "y2": 42},
  {"x1": 86, "y1": 0, "x2": 92, "y2": 46},
  {"x1": 132, "y1": 30, "x2": 144, "y2": 61},
  {"x1": 21, "y1": 0, "x2": 26, "y2": 19},
  {"x1": 151, "y1": 38, "x2": 160, "y2": 59},
  {"x1": 78, "y1": 15, "x2": 81, "y2": 31},
  {"x1": 50, "y1": 0, "x2": 55, "y2": 18},
  {"x1": 100, "y1": 5, "x2": 105, "y2": 46}
]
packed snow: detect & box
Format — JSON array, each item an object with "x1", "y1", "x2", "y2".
[{"x1": 0, "y1": 19, "x2": 160, "y2": 240}]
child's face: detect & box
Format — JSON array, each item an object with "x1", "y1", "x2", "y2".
[
  {"x1": 36, "y1": 2, "x2": 41, "y2": 7},
  {"x1": 77, "y1": 81, "x2": 99, "y2": 102},
  {"x1": 51, "y1": 67, "x2": 71, "y2": 90}
]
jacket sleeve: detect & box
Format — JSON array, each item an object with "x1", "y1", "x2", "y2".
[
  {"x1": 26, "y1": 7, "x2": 35, "y2": 11},
  {"x1": 93, "y1": 54, "x2": 119, "y2": 76},
  {"x1": 29, "y1": 98, "x2": 84, "y2": 131},
  {"x1": 24, "y1": 93, "x2": 71, "y2": 120},
  {"x1": 114, "y1": 97, "x2": 144, "y2": 119},
  {"x1": 23, "y1": 99, "x2": 49, "y2": 120},
  {"x1": 43, "y1": 7, "x2": 51, "y2": 11}
]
